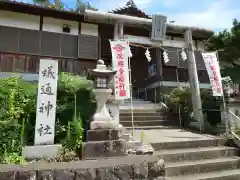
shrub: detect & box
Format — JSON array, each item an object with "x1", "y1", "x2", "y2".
[
  {"x1": 25, "y1": 72, "x2": 96, "y2": 145},
  {"x1": 0, "y1": 77, "x2": 36, "y2": 156},
  {"x1": 166, "y1": 87, "x2": 221, "y2": 127},
  {"x1": 0, "y1": 72, "x2": 96, "y2": 163},
  {"x1": 165, "y1": 87, "x2": 192, "y2": 113},
  {"x1": 55, "y1": 72, "x2": 96, "y2": 143}
]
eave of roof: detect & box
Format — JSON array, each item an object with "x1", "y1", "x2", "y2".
[
  {"x1": 0, "y1": 0, "x2": 84, "y2": 21},
  {"x1": 1, "y1": 1, "x2": 214, "y2": 39}
]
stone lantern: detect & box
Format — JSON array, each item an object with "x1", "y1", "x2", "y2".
[
  {"x1": 88, "y1": 59, "x2": 118, "y2": 130},
  {"x1": 82, "y1": 59, "x2": 127, "y2": 160}
]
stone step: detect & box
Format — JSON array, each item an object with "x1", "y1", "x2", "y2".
[
  {"x1": 123, "y1": 101, "x2": 153, "y2": 104},
  {"x1": 120, "y1": 116, "x2": 165, "y2": 121},
  {"x1": 120, "y1": 106, "x2": 158, "y2": 110},
  {"x1": 151, "y1": 138, "x2": 226, "y2": 151},
  {"x1": 120, "y1": 120, "x2": 168, "y2": 127},
  {"x1": 120, "y1": 107, "x2": 161, "y2": 111},
  {"x1": 125, "y1": 125, "x2": 174, "y2": 130},
  {"x1": 122, "y1": 103, "x2": 155, "y2": 106},
  {"x1": 167, "y1": 169, "x2": 240, "y2": 180},
  {"x1": 120, "y1": 104, "x2": 162, "y2": 108},
  {"x1": 124, "y1": 99, "x2": 151, "y2": 102},
  {"x1": 124, "y1": 98, "x2": 147, "y2": 101},
  {"x1": 120, "y1": 112, "x2": 165, "y2": 116},
  {"x1": 165, "y1": 156, "x2": 240, "y2": 176},
  {"x1": 155, "y1": 146, "x2": 238, "y2": 163}
]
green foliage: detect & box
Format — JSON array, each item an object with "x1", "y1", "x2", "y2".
[
  {"x1": 0, "y1": 153, "x2": 25, "y2": 164},
  {"x1": 0, "y1": 120, "x2": 21, "y2": 155},
  {"x1": 33, "y1": 0, "x2": 65, "y2": 9},
  {"x1": 206, "y1": 19, "x2": 240, "y2": 82},
  {"x1": 62, "y1": 117, "x2": 84, "y2": 151},
  {"x1": 61, "y1": 93, "x2": 84, "y2": 152},
  {"x1": 0, "y1": 77, "x2": 36, "y2": 158},
  {"x1": 166, "y1": 87, "x2": 221, "y2": 127},
  {"x1": 165, "y1": 87, "x2": 192, "y2": 113},
  {"x1": 55, "y1": 73, "x2": 96, "y2": 141},
  {"x1": 32, "y1": 0, "x2": 51, "y2": 7},
  {"x1": 32, "y1": 0, "x2": 98, "y2": 12},
  {"x1": 84, "y1": 1, "x2": 98, "y2": 11},
  {"x1": 0, "y1": 73, "x2": 96, "y2": 163}
]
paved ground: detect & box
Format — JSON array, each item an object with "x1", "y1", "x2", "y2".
[{"x1": 126, "y1": 126, "x2": 217, "y2": 144}]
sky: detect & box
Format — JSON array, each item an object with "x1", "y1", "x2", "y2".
[{"x1": 22, "y1": 0, "x2": 240, "y2": 32}]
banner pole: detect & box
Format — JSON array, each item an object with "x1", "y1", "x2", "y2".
[
  {"x1": 128, "y1": 48, "x2": 134, "y2": 139},
  {"x1": 215, "y1": 51, "x2": 229, "y2": 135}
]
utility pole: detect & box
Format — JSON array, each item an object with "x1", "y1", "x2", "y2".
[{"x1": 184, "y1": 29, "x2": 204, "y2": 131}]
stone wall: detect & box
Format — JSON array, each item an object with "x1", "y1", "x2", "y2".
[{"x1": 0, "y1": 155, "x2": 165, "y2": 180}]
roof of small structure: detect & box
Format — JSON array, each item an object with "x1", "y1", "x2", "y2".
[{"x1": 110, "y1": 0, "x2": 150, "y2": 19}]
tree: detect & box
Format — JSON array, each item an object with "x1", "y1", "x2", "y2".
[
  {"x1": 32, "y1": 0, "x2": 51, "y2": 7},
  {"x1": 206, "y1": 19, "x2": 240, "y2": 83},
  {"x1": 51, "y1": 0, "x2": 65, "y2": 10},
  {"x1": 32, "y1": 0, "x2": 98, "y2": 12},
  {"x1": 84, "y1": 2, "x2": 98, "y2": 11},
  {"x1": 33, "y1": 0, "x2": 64, "y2": 9},
  {"x1": 75, "y1": 0, "x2": 85, "y2": 13},
  {"x1": 75, "y1": 0, "x2": 98, "y2": 13}
]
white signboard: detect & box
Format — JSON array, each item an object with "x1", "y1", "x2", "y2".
[
  {"x1": 202, "y1": 52, "x2": 223, "y2": 96},
  {"x1": 110, "y1": 40, "x2": 130, "y2": 100},
  {"x1": 34, "y1": 59, "x2": 58, "y2": 145}
]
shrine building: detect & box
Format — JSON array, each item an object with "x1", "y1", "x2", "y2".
[{"x1": 0, "y1": 0, "x2": 212, "y2": 102}]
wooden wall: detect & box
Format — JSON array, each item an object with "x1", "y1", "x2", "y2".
[{"x1": 0, "y1": 53, "x2": 96, "y2": 75}]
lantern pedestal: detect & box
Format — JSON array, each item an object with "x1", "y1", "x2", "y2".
[
  {"x1": 83, "y1": 89, "x2": 127, "y2": 160},
  {"x1": 106, "y1": 95, "x2": 125, "y2": 136},
  {"x1": 91, "y1": 89, "x2": 119, "y2": 130}
]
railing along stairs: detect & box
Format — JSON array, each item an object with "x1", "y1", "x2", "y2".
[{"x1": 226, "y1": 110, "x2": 240, "y2": 142}]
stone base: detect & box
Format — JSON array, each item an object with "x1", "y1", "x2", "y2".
[
  {"x1": 87, "y1": 129, "x2": 119, "y2": 141},
  {"x1": 90, "y1": 120, "x2": 119, "y2": 130},
  {"x1": 128, "y1": 143, "x2": 155, "y2": 155},
  {"x1": 136, "y1": 144, "x2": 154, "y2": 155},
  {"x1": 82, "y1": 140, "x2": 127, "y2": 160},
  {"x1": 189, "y1": 121, "x2": 204, "y2": 131},
  {"x1": 22, "y1": 144, "x2": 62, "y2": 160},
  {"x1": 127, "y1": 140, "x2": 141, "y2": 149}
]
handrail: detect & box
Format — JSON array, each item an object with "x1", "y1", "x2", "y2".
[
  {"x1": 228, "y1": 110, "x2": 240, "y2": 122},
  {"x1": 228, "y1": 110, "x2": 240, "y2": 140},
  {"x1": 231, "y1": 131, "x2": 240, "y2": 140},
  {"x1": 159, "y1": 102, "x2": 169, "y2": 110}
]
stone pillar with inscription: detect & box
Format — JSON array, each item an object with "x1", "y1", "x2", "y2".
[
  {"x1": 22, "y1": 59, "x2": 62, "y2": 159},
  {"x1": 82, "y1": 60, "x2": 127, "y2": 160}
]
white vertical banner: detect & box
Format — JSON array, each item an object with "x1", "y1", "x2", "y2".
[
  {"x1": 202, "y1": 52, "x2": 223, "y2": 96},
  {"x1": 34, "y1": 59, "x2": 58, "y2": 145},
  {"x1": 110, "y1": 40, "x2": 130, "y2": 100}
]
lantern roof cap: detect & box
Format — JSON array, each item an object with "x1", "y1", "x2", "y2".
[
  {"x1": 97, "y1": 59, "x2": 104, "y2": 65},
  {"x1": 90, "y1": 59, "x2": 117, "y2": 75}
]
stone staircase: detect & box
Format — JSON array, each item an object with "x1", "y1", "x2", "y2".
[
  {"x1": 120, "y1": 98, "x2": 170, "y2": 128},
  {"x1": 120, "y1": 98, "x2": 240, "y2": 179},
  {"x1": 152, "y1": 138, "x2": 240, "y2": 179}
]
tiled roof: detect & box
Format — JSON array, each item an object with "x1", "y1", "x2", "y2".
[
  {"x1": 126, "y1": 0, "x2": 137, "y2": 8},
  {"x1": 109, "y1": 0, "x2": 150, "y2": 18}
]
